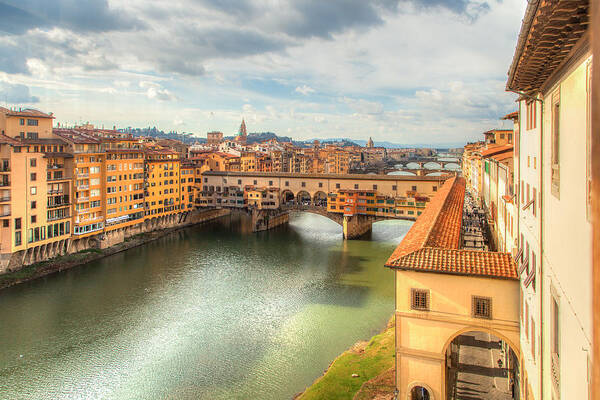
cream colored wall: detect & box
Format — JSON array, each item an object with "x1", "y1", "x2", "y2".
[
  {"x1": 541, "y1": 53, "x2": 592, "y2": 400},
  {"x1": 518, "y1": 97, "x2": 543, "y2": 400},
  {"x1": 394, "y1": 269, "x2": 520, "y2": 400}
]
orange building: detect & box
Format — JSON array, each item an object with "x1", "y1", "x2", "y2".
[{"x1": 144, "y1": 148, "x2": 181, "y2": 217}]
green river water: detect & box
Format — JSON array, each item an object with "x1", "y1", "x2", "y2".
[{"x1": 0, "y1": 212, "x2": 411, "y2": 399}]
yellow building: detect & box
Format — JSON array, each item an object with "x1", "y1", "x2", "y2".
[
  {"x1": 103, "y1": 138, "x2": 145, "y2": 231},
  {"x1": 144, "y1": 147, "x2": 181, "y2": 218},
  {"x1": 386, "y1": 177, "x2": 520, "y2": 400}
]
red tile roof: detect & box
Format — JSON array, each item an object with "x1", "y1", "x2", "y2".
[
  {"x1": 388, "y1": 248, "x2": 517, "y2": 279},
  {"x1": 385, "y1": 176, "x2": 518, "y2": 280},
  {"x1": 480, "y1": 145, "x2": 513, "y2": 157},
  {"x1": 0, "y1": 107, "x2": 54, "y2": 119}
]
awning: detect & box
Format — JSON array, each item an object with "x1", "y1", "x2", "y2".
[{"x1": 524, "y1": 265, "x2": 536, "y2": 288}]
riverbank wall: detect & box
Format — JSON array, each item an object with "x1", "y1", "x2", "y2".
[{"x1": 0, "y1": 208, "x2": 230, "y2": 290}]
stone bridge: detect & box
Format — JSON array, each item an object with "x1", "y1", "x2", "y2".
[{"x1": 200, "y1": 171, "x2": 448, "y2": 239}]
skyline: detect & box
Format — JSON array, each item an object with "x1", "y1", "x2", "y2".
[{"x1": 0, "y1": 0, "x2": 525, "y2": 145}]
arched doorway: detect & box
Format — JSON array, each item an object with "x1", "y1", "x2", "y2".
[
  {"x1": 296, "y1": 190, "x2": 311, "y2": 206},
  {"x1": 410, "y1": 386, "x2": 431, "y2": 400},
  {"x1": 313, "y1": 191, "x2": 327, "y2": 208},
  {"x1": 281, "y1": 190, "x2": 294, "y2": 205},
  {"x1": 444, "y1": 330, "x2": 519, "y2": 400}
]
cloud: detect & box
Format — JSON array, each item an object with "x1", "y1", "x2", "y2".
[
  {"x1": 0, "y1": 82, "x2": 39, "y2": 103},
  {"x1": 0, "y1": 0, "x2": 143, "y2": 34},
  {"x1": 295, "y1": 85, "x2": 315, "y2": 96},
  {"x1": 341, "y1": 97, "x2": 384, "y2": 115},
  {"x1": 141, "y1": 81, "x2": 176, "y2": 101}
]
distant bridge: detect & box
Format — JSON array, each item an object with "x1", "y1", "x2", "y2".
[{"x1": 199, "y1": 171, "x2": 450, "y2": 238}]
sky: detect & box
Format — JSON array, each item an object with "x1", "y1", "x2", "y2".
[{"x1": 0, "y1": 0, "x2": 526, "y2": 146}]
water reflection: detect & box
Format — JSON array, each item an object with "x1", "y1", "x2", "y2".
[{"x1": 0, "y1": 213, "x2": 411, "y2": 400}]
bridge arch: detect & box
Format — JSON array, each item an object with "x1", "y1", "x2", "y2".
[
  {"x1": 424, "y1": 161, "x2": 442, "y2": 169},
  {"x1": 444, "y1": 162, "x2": 460, "y2": 170},
  {"x1": 296, "y1": 190, "x2": 312, "y2": 205},
  {"x1": 281, "y1": 190, "x2": 294, "y2": 205},
  {"x1": 313, "y1": 191, "x2": 327, "y2": 207}
]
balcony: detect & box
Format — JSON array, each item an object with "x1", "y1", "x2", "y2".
[
  {"x1": 48, "y1": 189, "x2": 64, "y2": 195},
  {"x1": 0, "y1": 181, "x2": 10, "y2": 187},
  {"x1": 0, "y1": 196, "x2": 10, "y2": 202},
  {"x1": 77, "y1": 185, "x2": 89, "y2": 190},
  {"x1": 77, "y1": 197, "x2": 89, "y2": 203},
  {"x1": 47, "y1": 164, "x2": 64, "y2": 170},
  {"x1": 48, "y1": 175, "x2": 70, "y2": 182},
  {"x1": 48, "y1": 214, "x2": 70, "y2": 222},
  {"x1": 0, "y1": 167, "x2": 9, "y2": 173},
  {"x1": 0, "y1": 210, "x2": 11, "y2": 217},
  {"x1": 77, "y1": 173, "x2": 90, "y2": 178}
]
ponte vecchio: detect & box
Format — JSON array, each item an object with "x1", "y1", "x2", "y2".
[{"x1": 198, "y1": 171, "x2": 454, "y2": 239}]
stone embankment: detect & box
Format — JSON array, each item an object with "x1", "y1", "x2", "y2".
[{"x1": 0, "y1": 208, "x2": 230, "y2": 291}]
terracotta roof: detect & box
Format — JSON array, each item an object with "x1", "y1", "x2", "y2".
[
  {"x1": 385, "y1": 176, "x2": 518, "y2": 280},
  {"x1": 388, "y1": 248, "x2": 518, "y2": 280},
  {"x1": 0, "y1": 107, "x2": 54, "y2": 119},
  {"x1": 0, "y1": 134, "x2": 21, "y2": 145},
  {"x1": 54, "y1": 129, "x2": 101, "y2": 144},
  {"x1": 480, "y1": 145, "x2": 513, "y2": 157},
  {"x1": 502, "y1": 111, "x2": 518, "y2": 120},
  {"x1": 491, "y1": 152, "x2": 514, "y2": 162}
]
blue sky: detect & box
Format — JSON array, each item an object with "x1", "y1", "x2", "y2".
[{"x1": 0, "y1": 0, "x2": 525, "y2": 145}]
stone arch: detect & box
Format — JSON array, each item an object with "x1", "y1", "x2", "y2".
[
  {"x1": 441, "y1": 326, "x2": 519, "y2": 358},
  {"x1": 313, "y1": 191, "x2": 327, "y2": 207},
  {"x1": 281, "y1": 190, "x2": 294, "y2": 205},
  {"x1": 424, "y1": 161, "x2": 442, "y2": 169},
  {"x1": 444, "y1": 162, "x2": 460, "y2": 170},
  {"x1": 407, "y1": 382, "x2": 435, "y2": 400},
  {"x1": 296, "y1": 190, "x2": 311, "y2": 205},
  {"x1": 440, "y1": 327, "x2": 520, "y2": 400}
]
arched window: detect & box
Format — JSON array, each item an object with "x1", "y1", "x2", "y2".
[{"x1": 410, "y1": 386, "x2": 430, "y2": 400}]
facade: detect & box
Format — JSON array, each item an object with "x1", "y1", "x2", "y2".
[
  {"x1": 505, "y1": 1, "x2": 591, "y2": 399},
  {"x1": 206, "y1": 131, "x2": 223, "y2": 146},
  {"x1": 386, "y1": 177, "x2": 520, "y2": 400}
]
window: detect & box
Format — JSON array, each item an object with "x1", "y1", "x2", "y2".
[
  {"x1": 269, "y1": 180, "x2": 273, "y2": 186},
  {"x1": 15, "y1": 218, "x2": 21, "y2": 230},
  {"x1": 31, "y1": 201, "x2": 36, "y2": 209},
  {"x1": 392, "y1": 185, "x2": 397, "y2": 191},
  {"x1": 354, "y1": 184, "x2": 359, "y2": 189},
  {"x1": 373, "y1": 184, "x2": 377, "y2": 190},
  {"x1": 14, "y1": 231, "x2": 21, "y2": 246},
  {"x1": 27, "y1": 119, "x2": 38, "y2": 126},
  {"x1": 30, "y1": 173, "x2": 36, "y2": 181},
  {"x1": 30, "y1": 158, "x2": 36, "y2": 167},
  {"x1": 472, "y1": 296, "x2": 492, "y2": 319},
  {"x1": 253, "y1": 180, "x2": 257, "y2": 185},
  {"x1": 551, "y1": 90, "x2": 560, "y2": 196},
  {"x1": 26, "y1": 132, "x2": 38, "y2": 139},
  {"x1": 31, "y1": 215, "x2": 36, "y2": 224},
  {"x1": 302, "y1": 182, "x2": 306, "y2": 187},
  {"x1": 19, "y1": 118, "x2": 24, "y2": 125},
  {"x1": 411, "y1": 289, "x2": 429, "y2": 311},
  {"x1": 30, "y1": 186, "x2": 37, "y2": 195},
  {"x1": 526, "y1": 100, "x2": 537, "y2": 130},
  {"x1": 319, "y1": 182, "x2": 323, "y2": 188},
  {"x1": 433, "y1": 186, "x2": 437, "y2": 192},
  {"x1": 412, "y1": 185, "x2": 417, "y2": 191},
  {"x1": 336, "y1": 183, "x2": 340, "y2": 189}
]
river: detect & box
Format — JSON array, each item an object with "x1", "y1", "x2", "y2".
[{"x1": 0, "y1": 213, "x2": 411, "y2": 400}]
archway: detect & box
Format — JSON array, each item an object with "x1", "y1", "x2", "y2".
[
  {"x1": 281, "y1": 190, "x2": 294, "y2": 205},
  {"x1": 443, "y1": 330, "x2": 519, "y2": 400},
  {"x1": 313, "y1": 191, "x2": 327, "y2": 208},
  {"x1": 410, "y1": 386, "x2": 431, "y2": 400},
  {"x1": 296, "y1": 190, "x2": 311, "y2": 206},
  {"x1": 444, "y1": 162, "x2": 460, "y2": 170},
  {"x1": 424, "y1": 161, "x2": 442, "y2": 170}
]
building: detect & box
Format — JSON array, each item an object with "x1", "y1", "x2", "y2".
[
  {"x1": 206, "y1": 131, "x2": 223, "y2": 146},
  {"x1": 144, "y1": 147, "x2": 181, "y2": 218},
  {"x1": 506, "y1": 0, "x2": 592, "y2": 399},
  {"x1": 386, "y1": 177, "x2": 520, "y2": 400}
]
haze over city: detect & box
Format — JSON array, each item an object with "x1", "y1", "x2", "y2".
[{"x1": 0, "y1": 0, "x2": 526, "y2": 145}]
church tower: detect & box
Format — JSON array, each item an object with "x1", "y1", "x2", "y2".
[
  {"x1": 367, "y1": 137, "x2": 374, "y2": 148},
  {"x1": 236, "y1": 119, "x2": 248, "y2": 144}
]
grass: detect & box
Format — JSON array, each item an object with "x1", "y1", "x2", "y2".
[{"x1": 297, "y1": 316, "x2": 395, "y2": 400}]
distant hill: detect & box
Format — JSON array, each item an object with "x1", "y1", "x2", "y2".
[{"x1": 119, "y1": 127, "x2": 203, "y2": 144}]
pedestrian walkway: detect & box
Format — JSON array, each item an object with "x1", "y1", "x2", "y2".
[
  {"x1": 462, "y1": 190, "x2": 490, "y2": 251},
  {"x1": 454, "y1": 332, "x2": 513, "y2": 400}
]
